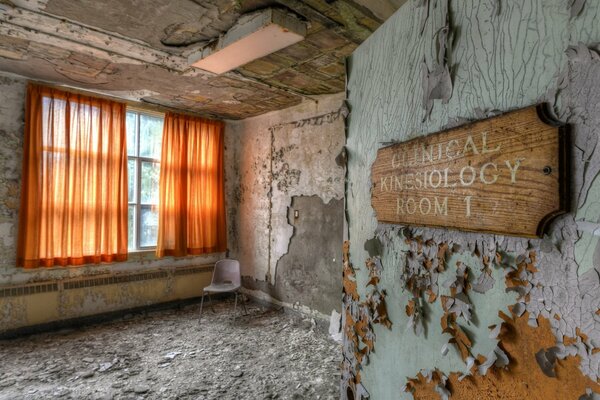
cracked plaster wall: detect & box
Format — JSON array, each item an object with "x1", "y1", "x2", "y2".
[
  {"x1": 225, "y1": 93, "x2": 345, "y2": 316},
  {"x1": 346, "y1": 0, "x2": 600, "y2": 398},
  {"x1": 0, "y1": 72, "x2": 222, "y2": 332}
]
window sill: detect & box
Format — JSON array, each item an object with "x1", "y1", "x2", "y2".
[
  {"x1": 127, "y1": 249, "x2": 157, "y2": 262},
  {"x1": 13, "y1": 250, "x2": 224, "y2": 272}
]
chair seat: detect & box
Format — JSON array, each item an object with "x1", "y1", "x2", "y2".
[
  {"x1": 203, "y1": 283, "x2": 240, "y2": 293},
  {"x1": 199, "y1": 259, "x2": 247, "y2": 323}
]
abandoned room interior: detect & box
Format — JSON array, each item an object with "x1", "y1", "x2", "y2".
[{"x1": 1, "y1": 0, "x2": 600, "y2": 399}]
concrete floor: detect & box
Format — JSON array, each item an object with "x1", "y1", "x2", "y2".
[{"x1": 0, "y1": 300, "x2": 340, "y2": 400}]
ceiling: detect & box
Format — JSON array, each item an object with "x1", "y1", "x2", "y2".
[{"x1": 0, "y1": 0, "x2": 405, "y2": 119}]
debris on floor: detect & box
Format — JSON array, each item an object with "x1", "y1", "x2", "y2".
[{"x1": 0, "y1": 300, "x2": 340, "y2": 400}]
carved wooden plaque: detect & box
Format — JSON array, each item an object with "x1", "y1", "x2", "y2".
[{"x1": 371, "y1": 105, "x2": 568, "y2": 237}]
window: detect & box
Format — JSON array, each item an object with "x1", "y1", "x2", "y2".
[
  {"x1": 19, "y1": 84, "x2": 225, "y2": 268},
  {"x1": 126, "y1": 110, "x2": 163, "y2": 250}
]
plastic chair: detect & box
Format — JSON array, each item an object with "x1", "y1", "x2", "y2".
[{"x1": 199, "y1": 259, "x2": 247, "y2": 322}]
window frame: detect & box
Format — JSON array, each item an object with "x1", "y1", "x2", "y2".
[{"x1": 127, "y1": 108, "x2": 163, "y2": 252}]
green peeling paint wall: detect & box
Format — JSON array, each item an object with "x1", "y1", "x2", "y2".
[{"x1": 346, "y1": 0, "x2": 600, "y2": 398}]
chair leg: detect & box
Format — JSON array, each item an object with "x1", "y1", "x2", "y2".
[
  {"x1": 233, "y1": 292, "x2": 238, "y2": 321},
  {"x1": 199, "y1": 290, "x2": 205, "y2": 323},
  {"x1": 208, "y1": 292, "x2": 215, "y2": 313},
  {"x1": 242, "y1": 293, "x2": 248, "y2": 316}
]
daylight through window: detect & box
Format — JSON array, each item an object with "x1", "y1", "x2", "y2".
[{"x1": 127, "y1": 110, "x2": 163, "y2": 250}]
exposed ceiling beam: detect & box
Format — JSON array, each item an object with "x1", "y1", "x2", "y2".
[
  {"x1": 0, "y1": 4, "x2": 197, "y2": 72},
  {"x1": 274, "y1": 0, "x2": 347, "y2": 32},
  {"x1": 226, "y1": 70, "x2": 317, "y2": 102}
]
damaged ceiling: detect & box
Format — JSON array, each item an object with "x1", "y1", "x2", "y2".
[{"x1": 0, "y1": 0, "x2": 405, "y2": 119}]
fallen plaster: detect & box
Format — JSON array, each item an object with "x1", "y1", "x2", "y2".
[
  {"x1": 0, "y1": 302, "x2": 340, "y2": 399},
  {"x1": 239, "y1": 286, "x2": 331, "y2": 322}
]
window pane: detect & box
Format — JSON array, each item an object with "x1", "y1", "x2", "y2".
[
  {"x1": 128, "y1": 159, "x2": 136, "y2": 202},
  {"x1": 140, "y1": 205, "x2": 158, "y2": 247},
  {"x1": 128, "y1": 205, "x2": 135, "y2": 250},
  {"x1": 126, "y1": 112, "x2": 137, "y2": 157},
  {"x1": 139, "y1": 115, "x2": 163, "y2": 159},
  {"x1": 141, "y1": 161, "x2": 160, "y2": 204}
]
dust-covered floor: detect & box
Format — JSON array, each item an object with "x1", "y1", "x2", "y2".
[{"x1": 0, "y1": 300, "x2": 340, "y2": 400}]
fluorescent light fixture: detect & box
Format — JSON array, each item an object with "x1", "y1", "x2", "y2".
[{"x1": 189, "y1": 8, "x2": 307, "y2": 75}]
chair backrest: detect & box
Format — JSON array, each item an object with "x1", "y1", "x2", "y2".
[{"x1": 212, "y1": 259, "x2": 241, "y2": 286}]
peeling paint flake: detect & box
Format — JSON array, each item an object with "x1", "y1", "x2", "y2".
[
  {"x1": 441, "y1": 312, "x2": 472, "y2": 362},
  {"x1": 535, "y1": 347, "x2": 561, "y2": 377},
  {"x1": 579, "y1": 388, "x2": 600, "y2": 400},
  {"x1": 420, "y1": 3, "x2": 453, "y2": 121},
  {"x1": 472, "y1": 268, "x2": 496, "y2": 293},
  {"x1": 568, "y1": 0, "x2": 587, "y2": 19}
]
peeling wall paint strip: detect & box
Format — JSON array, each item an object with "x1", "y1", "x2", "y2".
[
  {"x1": 268, "y1": 103, "x2": 349, "y2": 131},
  {"x1": 576, "y1": 220, "x2": 600, "y2": 236},
  {"x1": 266, "y1": 126, "x2": 277, "y2": 284},
  {"x1": 568, "y1": 0, "x2": 587, "y2": 19}
]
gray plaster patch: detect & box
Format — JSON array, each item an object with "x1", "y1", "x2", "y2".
[
  {"x1": 225, "y1": 95, "x2": 346, "y2": 317},
  {"x1": 268, "y1": 104, "x2": 346, "y2": 284},
  {"x1": 273, "y1": 196, "x2": 344, "y2": 315}
]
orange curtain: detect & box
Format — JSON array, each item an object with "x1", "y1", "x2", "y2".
[
  {"x1": 17, "y1": 84, "x2": 128, "y2": 268},
  {"x1": 157, "y1": 112, "x2": 226, "y2": 257}
]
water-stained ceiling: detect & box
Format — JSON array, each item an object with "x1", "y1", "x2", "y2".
[{"x1": 0, "y1": 0, "x2": 405, "y2": 119}]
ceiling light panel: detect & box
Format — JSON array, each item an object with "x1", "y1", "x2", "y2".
[{"x1": 189, "y1": 8, "x2": 307, "y2": 75}]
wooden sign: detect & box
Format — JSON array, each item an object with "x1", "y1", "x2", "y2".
[{"x1": 371, "y1": 105, "x2": 568, "y2": 237}]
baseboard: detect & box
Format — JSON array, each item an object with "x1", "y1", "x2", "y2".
[{"x1": 1, "y1": 286, "x2": 335, "y2": 339}]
